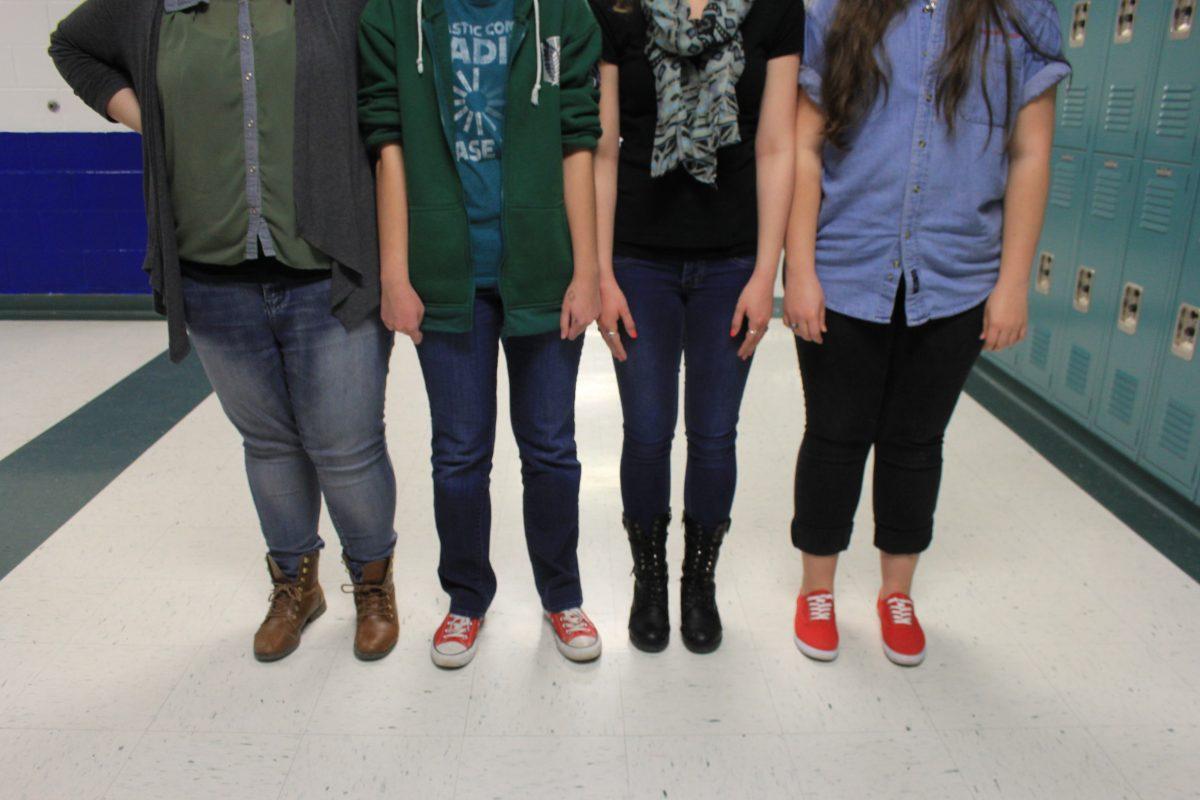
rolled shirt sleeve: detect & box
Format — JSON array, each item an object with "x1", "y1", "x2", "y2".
[
  {"x1": 357, "y1": 0, "x2": 404, "y2": 155},
  {"x1": 798, "y1": 0, "x2": 831, "y2": 105},
  {"x1": 1019, "y1": 0, "x2": 1072, "y2": 107}
]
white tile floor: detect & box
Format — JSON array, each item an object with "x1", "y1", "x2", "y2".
[{"x1": 1, "y1": 320, "x2": 1199, "y2": 799}]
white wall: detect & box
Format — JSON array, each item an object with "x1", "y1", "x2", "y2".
[{"x1": 0, "y1": 0, "x2": 123, "y2": 132}]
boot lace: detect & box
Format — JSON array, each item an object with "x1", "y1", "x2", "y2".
[
  {"x1": 885, "y1": 596, "x2": 914, "y2": 626},
  {"x1": 266, "y1": 583, "x2": 303, "y2": 620},
  {"x1": 342, "y1": 583, "x2": 395, "y2": 620},
  {"x1": 806, "y1": 593, "x2": 834, "y2": 621}
]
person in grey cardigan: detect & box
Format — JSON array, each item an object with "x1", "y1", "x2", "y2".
[{"x1": 50, "y1": 0, "x2": 402, "y2": 663}]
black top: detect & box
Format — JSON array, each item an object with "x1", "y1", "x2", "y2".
[
  {"x1": 49, "y1": 0, "x2": 379, "y2": 363},
  {"x1": 590, "y1": 0, "x2": 804, "y2": 260}
]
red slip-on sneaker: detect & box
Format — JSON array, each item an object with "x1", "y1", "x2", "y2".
[
  {"x1": 431, "y1": 613, "x2": 482, "y2": 669},
  {"x1": 546, "y1": 607, "x2": 602, "y2": 662},
  {"x1": 877, "y1": 592, "x2": 926, "y2": 666},
  {"x1": 794, "y1": 590, "x2": 839, "y2": 662}
]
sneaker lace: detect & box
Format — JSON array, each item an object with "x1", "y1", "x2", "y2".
[
  {"x1": 556, "y1": 608, "x2": 593, "y2": 636},
  {"x1": 266, "y1": 583, "x2": 303, "y2": 620},
  {"x1": 886, "y1": 596, "x2": 914, "y2": 626},
  {"x1": 440, "y1": 614, "x2": 474, "y2": 644},
  {"x1": 806, "y1": 593, "x2": 834, "y2": 621}
]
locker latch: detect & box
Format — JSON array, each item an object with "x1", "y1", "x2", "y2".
[
  {"x1": 1117, "y1": 283, "x2": 1143, "y2": 335},
  {"x1": 1172, "y1": 0, "x2": 1194, "y2": 40},
  {"x1": 1073, "y1": 267, "x2": 1096, "y2": 313},
  {"x1": 1071, "y1": 1, "x2": 1090, "y2": 47},
  {"x1": 1172, "y1": 303, "x2": 1199, "y2": 361},
  {"x1": 1035, "y1": 252, "x2": 1054, "y2": 295},
  {"x1": 1115, "y1": 0, "x2": 1137, "y2": 44}
]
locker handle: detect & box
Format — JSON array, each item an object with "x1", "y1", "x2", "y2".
[
  {"x1": 1115, "y1": 0, "x2": 1137, "y2": 44},
  {"x1": 1172, "y1": 0, "x2": 1194, "y2": 40},
  {"x1": 1035, "y1": 252, "x2": 1054, "y2": 295},
  {"x1": 1172, "y1": 303, "x2": 1199, "y2": 361},
  {"x1": 1117, "y1": 283, "x2": 1143, "y2": 335},
  {"x1": 1073, "y1": 267, "x2": 1095, "y2": 313}
]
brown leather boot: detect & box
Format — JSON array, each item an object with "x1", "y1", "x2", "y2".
[
  {"x1": 343, "y1": 556, "x2": 399, "y2": 661},
  {"x1": 253, "y1": 551, "x2": 326, "y2": 663}
]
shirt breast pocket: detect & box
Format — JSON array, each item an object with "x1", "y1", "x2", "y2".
[{"x1": 959, "y1": 36, "x2": 1021, "y2": 128}]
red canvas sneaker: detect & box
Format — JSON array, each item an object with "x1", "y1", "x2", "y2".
[
  {"x1": 794, "y1": 590, "x2": 839, "y2": 661},
  {"x1": 431, "y1": 613, "x2": 482, "y2": 669},
  {"x1": 877, "y1": 592, "x2": 926, "y2": 666},
  {"x1": 546, "y1": 608, "x2": 602, "y2": 662}
]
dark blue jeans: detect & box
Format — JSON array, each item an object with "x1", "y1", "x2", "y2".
[
  {"x1": 612, "y1": 254, "x2": 756, "y2": 530},
  {"x1": 182, "y1": 276, "x2": 398, "y2": 580},
  {"x1": 416, "y1": 290, "x2": 585, "y2": 617}
]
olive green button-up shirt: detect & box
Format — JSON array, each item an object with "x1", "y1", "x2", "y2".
[{"x1": 158, "y1": 0, "x2": 330, "y2": 270}]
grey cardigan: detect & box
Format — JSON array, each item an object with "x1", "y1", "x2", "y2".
[{"x1": 49, "y1": 0, "x2": 380, "y2": 362}]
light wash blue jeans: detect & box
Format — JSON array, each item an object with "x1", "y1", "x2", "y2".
[{"x1": 183, "y1": 275, "x2": 397, "y2": 580}]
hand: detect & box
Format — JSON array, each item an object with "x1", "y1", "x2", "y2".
[
  {"x1": 381, "y1": 276, "x2": 425, "y2": 344},
  {"x1": 730, "y1": 271, "x2": 774, "y2": 361},
  {"x1": 981, "y1": 280, "x2": 1028, "y2": 351},
  {"x1": 782, "y1": 269, "x2": 827, "y2": 344},
  {"x1": 561, "y1": 274, "x2": 600, "y2": 341},
  {"x1": 597, "y1": 277, "x2": 637, "y2": 361}
]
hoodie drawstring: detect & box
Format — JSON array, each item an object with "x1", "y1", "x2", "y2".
[
  {"x1": 415, "y1": 0, "x2": 425, "y2": 73},
  {"x1": 415, "y1": 0, "x2": 539, "y2": 104},
  {"x1": 530, "y1": 0, "x2": 542, "y2": 105}
]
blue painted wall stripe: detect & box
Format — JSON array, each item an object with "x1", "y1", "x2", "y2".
[{"x1": 0, "y1": 132, "x2": 150, "y2": 295}]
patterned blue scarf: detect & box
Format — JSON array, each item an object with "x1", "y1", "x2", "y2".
[{"x1": 643, "y1": 0, "x2": 753, "y2": 185}]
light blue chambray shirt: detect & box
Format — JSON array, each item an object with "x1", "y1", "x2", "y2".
[{"x1": 801, "y1": 0, "x2": 1071, "y2": 325}]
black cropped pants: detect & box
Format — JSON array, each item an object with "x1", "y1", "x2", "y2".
[{"x1": 791, "y1": 290, "x2": 985, "y2": 556}]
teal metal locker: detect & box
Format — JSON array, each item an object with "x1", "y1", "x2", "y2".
[
  {"x1": 1018, "y1": 148, "x2": 1090, "y2": 390},
  {"x1": 1095, "y1": 162, "x2": 1197, "y2": 454},
  {"x1": 1093, "y1": 0, "x2": 1170, "y2": 157},
  {"x1": 1143, "y1": 0, "x2": 1200, "y2": 165},
  {"x1": 1049, "y1": 155, "x2": 1138, "y2": 419},
  {"x1": 1142, "y1": 195, "x2": 1200, "y2": 496},
  {"x1": 1055, "y1": 0, "x2": 1117, "y2": 151}
]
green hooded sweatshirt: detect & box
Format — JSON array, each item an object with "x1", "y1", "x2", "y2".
[{"x1": 359, "y1": 0, "x2": 601, "y2": 336}]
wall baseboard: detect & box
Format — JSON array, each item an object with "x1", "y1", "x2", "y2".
[
  {"x1": 0, "y1": 294, "x2": 158, "y2": 320},
  {"x1": 966, "y1": 358, "x2": 1200, "y2": 583}
]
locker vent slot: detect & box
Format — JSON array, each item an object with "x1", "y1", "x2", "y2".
[
  {"x1": 1089, "y1": 170, "x2": 1122, "y2": 219},
  {"x1": 1062, "y1": 87, "x2": 1089, "y2": 129},
  {"x1": 1115, "y1": 0, "x2": 1137, "y2": 43},
  {"x1": 1156, "y1": 85, "x2": 1195, "y2": 140},
  {"x1": 1172, "y1": 0, "x2": 1194, "y2": 39},
  {"x1": 1159, "y1": 401, "x2": 1195, "y2": 460},
  {"x1": 1030, "y1": 326, "x2": 1052, "y2": 368},
  {"x1": 1103, "y1": 86, "x2": 1137, "y2": 133},
  {"x1": 1139, "y1": 179, "x2": 1179, "y2": 233},
  {"x1": 1071, "y1": 1, "x2": 1090, "y2": 47},
  {"x1": 1049, "y1": 160, "x2": 1080, "y2": 207},
  {"x1": 1066, "y1": 345, "x2": 1092, "y2": 395},
  {"x1": 1108, "y1": 370, "x2": 1139, "y2": 424}
]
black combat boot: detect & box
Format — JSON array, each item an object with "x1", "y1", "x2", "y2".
[
  {"x1": 625, "y1": 513, "x2": 671, "y2": 652},
  {"x1": 680, "y1": 514, "x2": 730, "y2": 654}
]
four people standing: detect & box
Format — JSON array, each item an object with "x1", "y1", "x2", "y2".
[{"x1": 50, "y1": 0, "x2": 1066, "y2": 665}]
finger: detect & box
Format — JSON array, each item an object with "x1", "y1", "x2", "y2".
[
  {"x1": 621, "y1": 307, "x2": 638, "y2": 340},
  {"x1": 984, "y1": 326, "x2": 1000, "y2": 352},
  {"x1": 819, "y1": 306, "x2": 827, "y2": 333},
  {"x1": 810, "y1": 317, "x2": 824, "y2": 345},
  {"x1": 797, "y1": 320, "x2": 813, "y2": 342},
  {"x1": 1016, "y1": 325, "x2": 1028, "y2": 344},
  {"x1": 560, "y1": 304, "x2": 571, "y2": 340},
  {"x1": 409, "y1": 329, "x2": 423, "y2": 346},
  {"x1": 598, "y1": 324, "x2": 620, "y2": 357},
  {"x1": 730, "y1": 303, "x2": 746, "y2": 338}
]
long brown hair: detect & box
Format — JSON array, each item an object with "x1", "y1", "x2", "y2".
[{"x1": 821, "y1": 0, "x2": 1061, "y2": 149}]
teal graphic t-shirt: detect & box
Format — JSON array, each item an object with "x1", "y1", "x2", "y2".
[{"x1": 447, "y1": 0, "x2": 512, "y2": 289}]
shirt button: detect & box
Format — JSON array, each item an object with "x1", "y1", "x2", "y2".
[
  {"x1": 250, "y1": 207, "x2": 259, "y2": 216},
  {"x1": 925, "y1": 93, "x2": 933, "y2": 102},
  {"x1": 887, "y1": 273, "x2": 897, "y2": 282},
  {"x1": 242, "y1": 33, "x2": 250, "y2": 40},
  {"x1": 247, "y1": 120, "x2": 255, "y2": 128},
  {"x1": 913, "y1": 185, "x2": 921, "y2": 194},
  {"x1": 244, "y1": 72, "x2": 253, "y2": 81},
  {"x1": 905, "y1": 231, "x2": 913, "y2": 240},
  {"x1": 918, "y1": 139, "x2": 927, "y2": 148},
  {"x1": 892, "y1": 259, "x2": 900, "y2": 269},
  {"x1": 249, "y1": 165, "x2": 257, "y2": 174}
]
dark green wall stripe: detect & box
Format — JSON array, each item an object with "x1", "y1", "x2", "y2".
[
  {"x1": 0, "y1": 294, "x2": 158, "y2": 321},
  {"x1": 966, "y1": 360, "x2": 1200, "y2": 583},
  {"x1": 0, "y1": 351, "x2": 212, "y2": 579}
]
